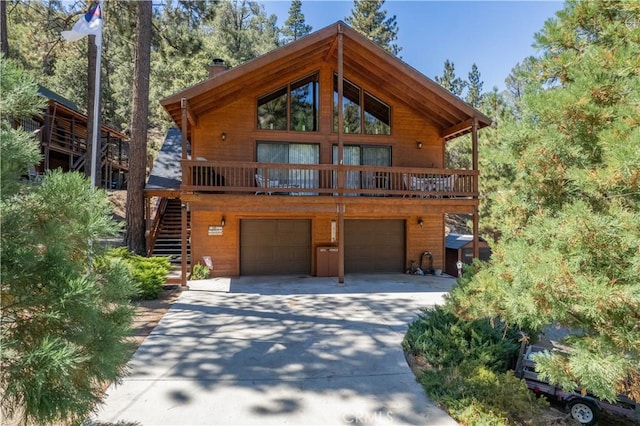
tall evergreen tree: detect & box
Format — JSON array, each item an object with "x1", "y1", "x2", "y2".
[
  {"x1": 0, "y1": 56, "x2": 136, "y2": 425},
  {"x1": 466, "y1": 63, "x2": 483, "y2": 107},
  {"x1": 208, "y1": 0, "x2": 279, "y2": 67},
  {"x1": 281, "y1": 0, "x2": 311, "y2": 43},
  {"x1": 0, "y1": 0, "x2": 8, "y2": 57},
  {"x1": 451, "y1": 0, "x2": 640, "y2": 402},
  {"x1": 345, "y1": 0, "x2": 401, "y2": 56},
  {"x1": 504, "y1": 56, "x2": 537, "y2": 117},
  {"x1": 435, "y1": 59, "x2": 466, "y2": 97},
  {"x1": 125, "y1": 0, "x2": 152, "y2": 255}
]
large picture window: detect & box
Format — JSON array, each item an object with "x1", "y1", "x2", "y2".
[
  {"x1": 257, "y1": 73, "x2": 319, "y2": 132},
  {"x1": 257, "y1": 87, "x2": 287, "y2": 130},
  {"x1": 333, "y1": 75, "x2": 391, "y2": 135},
  {"x1": 333, "y1": 145, "x2": 391, "y2": 194},
  {"x1": 256, "y1": 142, "x2": 320, "y2": 194}
]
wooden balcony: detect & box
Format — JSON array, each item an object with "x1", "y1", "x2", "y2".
[{"x1": 181, "y1": 160, "x2": 478, "y2": 199}]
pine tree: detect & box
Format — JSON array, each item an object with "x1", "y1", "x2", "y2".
[
  {"x1": 451, "y1": 0, "x2": 640, "y2": 402},
  {"x1": 0, "y1": 57, "x2": 137, "y2": 424},
  {"x1": 435, "y1": 59, "x2": 466, "y2": 97},
  {"x1": 125, "y1": 0, "x2": 152, "y2": 255},
  {"x1": 345, "y1": 0, "x2": 401, "y2": 56},
  {"x1": 208, "y1": 0, "x2": 280, "y2": 67},
  {"x1": 281, "y1": 0, "x2": 311, "y2": 43},
  {"x1": 504, "y1": 56, "x2": 537, "y2": 117},
  {"x1": 466, "y1": 63, "x2": 483, "y2": 107}
]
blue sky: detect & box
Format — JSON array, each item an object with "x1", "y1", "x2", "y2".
[{"x1": 260, "y1": 1, "x2": 565, "y2": 92}]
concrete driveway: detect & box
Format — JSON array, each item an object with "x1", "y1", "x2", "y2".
[{"x1": 90, "y1": 274, "x2": 458, "y2": 425}]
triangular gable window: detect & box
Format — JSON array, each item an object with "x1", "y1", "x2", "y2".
[
  {"x1": 333, "y1": 74, "x2": 391, "y2": 135},
  {"x1": 257, "y1": 73, "x2": 319, "y2": 132}
]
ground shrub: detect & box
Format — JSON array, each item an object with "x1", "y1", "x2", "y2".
[
  {"x1": 403, "y1": 305, "x2": 520, "y2": 372},
  {"x1": 403, "y1": 305, "x2": 549, "y2": 425},
  {"x1": 106, "y1": 247, "x2": 171, "y2": 299},
  {"x1": 420, "y1": 364, "x2": 549, "y2": 426},
  {"x1": 190, "y1": 262, "x2": 210, "y2": 280}
]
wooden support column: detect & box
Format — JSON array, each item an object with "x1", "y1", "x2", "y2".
[
  {"x1": 337, "y1": 25, "x2": 345, "y2": 285},
  {"x1": 43, "y1": 107, "x2": 50, "y2": 170},
  {"x1": 180, "y1": 98, "x2": 188, "y2": 286},
  {"x1": 145, "y1": 196, "x2": 151, "y2": 233},
  {"x1": 70, "y1": 117, "x2": 75, "y2": 151},
  {"x1": 472, "y1": 118, "x2": 479, "y2": 259}
]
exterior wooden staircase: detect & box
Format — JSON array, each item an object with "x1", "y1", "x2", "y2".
[{"x1": 149, "y1": 198, "x2": 190, "y2": 283}]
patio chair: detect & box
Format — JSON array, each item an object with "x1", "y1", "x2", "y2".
[
  {"x1": 28, "y1": 165, "x2": 43, "y2": 183},
  {"x1": 402, "y1": 173, "x2": 416, "y2": 198},
  {"x1": 255, "y1": 173, "x2": 278, "y2": 195}
]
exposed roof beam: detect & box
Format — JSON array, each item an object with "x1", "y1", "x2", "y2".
[
  {"x1": 181, "y1": 98, "x2": 197, "y2": 126},
  {"x1": 323, "y1": 35, "x2": 338, "y2": 62},
  {"x1": 441, "y1": 118, "x2": 473, "y2": 140}
]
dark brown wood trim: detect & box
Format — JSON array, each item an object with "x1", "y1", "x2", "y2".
[
  {"x1": 323, "y1": 35, "x2": 338, "y2": 62},
  {"x1": 181, "y1": 201, "x2": 188, "y2": 286},
  {"x1": 337, "y1": 30, "x2": 345, "y2": 285},
  {"x1": 441, "y1": 118, "x2": 473, "y2": 140}
]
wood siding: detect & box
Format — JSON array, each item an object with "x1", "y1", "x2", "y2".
[
  {"x1": 190, "y1": 207, "x2": 447, "y2": 277},
  {"x1": 191, "y1": 61, "x2": 444, "y2": 170},
  {"x1": 157, "y1": 22, "x2": 490, "y2": 279}
]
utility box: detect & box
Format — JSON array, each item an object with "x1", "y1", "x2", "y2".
[{"x1": 316, "y1": 246, "x2": 339, "y2": 277}]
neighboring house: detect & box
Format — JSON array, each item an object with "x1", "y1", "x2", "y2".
[
  {"x1": 145, "y1": 21, "x2": 491, "y2": 284},
  {"x1": 16, "y1": 86, "x2": 129, "y2": 188},
  {"x1": 444, "y1": 233, "x2": 492, "y2": 277}
]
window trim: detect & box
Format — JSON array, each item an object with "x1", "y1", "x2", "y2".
[
  {"x1": 256, "y1": 71, "x2": 320, "y2": 133},
  {"x1": 333, "y1": 74, "x2": 392, "y2": 135},
  {"x1": 331, "y1": 143, "x2": 393, "y2": 166}
]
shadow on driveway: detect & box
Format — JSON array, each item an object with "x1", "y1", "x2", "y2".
[{"x1": 89, "y1": 274, "x2": 458, "y2": 426}]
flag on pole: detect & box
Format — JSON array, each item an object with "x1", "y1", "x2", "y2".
[
  {"x1": 61, "y1": 1, "x2": 104, "y2": 189},
  {"x1": 61, "y1": 3, "x2": 102, "y2": 43}
]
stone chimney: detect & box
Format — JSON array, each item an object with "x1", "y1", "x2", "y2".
[{"x1": 208, "y1": 58, "x2": 227, "y2": 78}]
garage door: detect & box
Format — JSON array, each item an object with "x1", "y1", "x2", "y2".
[
  {"x1": 240, "y1": 219, "x2": 311, "y2": 275},
  {"x1": 345, "y1": 220, "x2": 405, "y2": 273}
]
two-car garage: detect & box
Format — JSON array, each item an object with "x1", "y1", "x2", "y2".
[{"x1": 240, "y1": 219, "x2": 405, "y2": 275}]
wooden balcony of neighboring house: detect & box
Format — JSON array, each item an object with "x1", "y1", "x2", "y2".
[
  {"x1": 15, "y1": 86, "x2": 130, "y2": 189},
  {"x1": 180, "y1": 160, "x2": 478, "y2": 201}
]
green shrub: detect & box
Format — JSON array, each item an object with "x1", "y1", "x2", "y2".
[
  {"x1": 420, "y1": 364, "x2": 549, "y2": 426},
  {"x1": 190, "y1": 262, "x2": 210, "y2": 280},
  {"x1": 105, "y1": 247, "x2": 171, "y2": 300},
  {"x1": 403, "y1": 305, "x2": 548, "y2": 425},
  {"x1": 403, "y1": 305, "x2": 520, "y2": 372}
]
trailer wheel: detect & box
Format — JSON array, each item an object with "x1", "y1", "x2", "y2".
[{"x1": 568, "y1": 399, "x2": 597, "y2": 425}]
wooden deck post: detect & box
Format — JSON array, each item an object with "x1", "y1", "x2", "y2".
[
  {"x1": 472, "y1": 118, "x2": 479, "y2": 259},
  {"x1": 337, "y1": 25, "x2": 345, "y2": 285},
  {"x1": 180, "y1": 98, "x2": 188, "y2": 286}
]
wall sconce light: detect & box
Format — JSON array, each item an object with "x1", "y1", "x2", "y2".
[
  {"x1": 416, "y1": 141, "x2": 423, "y2": 149},
  {"x1": 220, "y1": 216, "x2": 226, "y2": 227},
  {"x1": 221, "y1": 132, "x2": 227, "y2": 142},
  {"x1": 418, "y1": 218, "x2": 424, "y2": 228}
]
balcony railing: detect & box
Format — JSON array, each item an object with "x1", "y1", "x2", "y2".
[{"x1": 182, "y1": 160, "x2": 478, "y2": 198}]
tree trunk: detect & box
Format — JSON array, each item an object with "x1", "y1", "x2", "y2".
[
  {"x1": 0, "y1": 0, "x2": 8, "y2": 57},
  {"x1": 125, "y1": 0, "x2": 152, "y2": 255}
]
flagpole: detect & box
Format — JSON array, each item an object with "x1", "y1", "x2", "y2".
[
  {"x1": 90, "y1": 24, "x2": 102, "y2": 189},
  {"x1": 61, "y1": 0, "x2": 103, "y2": 189}
]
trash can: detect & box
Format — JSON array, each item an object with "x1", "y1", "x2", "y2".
[{"x1": 316, "y1": 246, "x2": 339, "y2": 277}]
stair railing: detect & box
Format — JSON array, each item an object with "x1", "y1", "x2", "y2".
[{"x1": 146, "y1": 197, "x2": 169, "y2": 256}]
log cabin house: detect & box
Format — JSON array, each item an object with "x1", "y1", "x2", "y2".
[
  {"x1": 146, "y1": 21, "x2": 491, "y2": 285},
  {"x1": 19, "y1": 86, "x2": 129, "y2": 188}
]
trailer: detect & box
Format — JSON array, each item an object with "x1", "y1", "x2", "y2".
[{"x1": 515, "y1": 345, "x2": 638, "y2": 425}]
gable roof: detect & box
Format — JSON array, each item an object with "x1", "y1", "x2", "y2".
[
  {"x1": 38, "y1": 85, "x2": 79, "y2": 112},
  {"x1": 160, "y1": 21, "x2": 491, "y2": 139},
  {"x1": 37, "y1": 85, "x2": 129, "y2": 140},
  {"x1": 146, "y1": 127, "x2": 184, "y2": 191}
]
